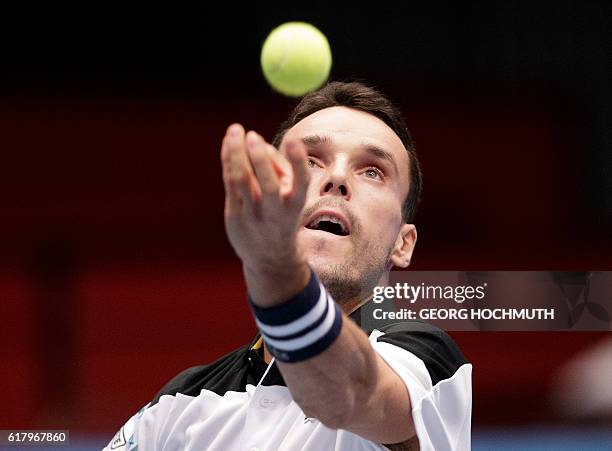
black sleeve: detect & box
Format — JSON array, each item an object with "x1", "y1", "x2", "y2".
[
  {"x1": 149, "y1": 343, "x2": 252, "y2": 407},
  {"x1": 149, "y1": 365, "x2": 208, "y2": 407}
]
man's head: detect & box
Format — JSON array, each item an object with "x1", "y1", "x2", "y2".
[{"x1": 273, "y1": 82, "x2": 422, "y2": 306}]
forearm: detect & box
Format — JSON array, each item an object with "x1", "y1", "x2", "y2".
[
  {"x1": 277, "y1": 316, "x2": 379, "y2": 428},
  {"x1": 279, "y1": 317, "x2": 414, "y2": 443}
]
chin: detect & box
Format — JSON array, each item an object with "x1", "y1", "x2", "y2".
[
  {"x1": 299, "y1": 232, "x2": 351, "y2": 264},
  {"x1": 304, "y1": 253, "x2": 340, "y2": 273}
]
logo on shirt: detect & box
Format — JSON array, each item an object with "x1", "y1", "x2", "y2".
[
  {"x1": 303, "y1": 416, "x2": 317, "y2": 424},
  {"x1": 110, "y1": 427, "x2": 126, "y2": 449}
]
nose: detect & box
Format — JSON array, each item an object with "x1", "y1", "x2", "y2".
[{"x1": 319, "y1": 165, "x2": 351, "y2": 200}]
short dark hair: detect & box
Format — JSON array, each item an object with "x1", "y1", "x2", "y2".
[{"x1": 272, "y1": 81, "x2": 422, "y2": 223}]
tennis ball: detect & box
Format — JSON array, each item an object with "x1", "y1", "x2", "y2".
[{"x1": 260, "y1": 22, "x2": 332, "y2": 97}]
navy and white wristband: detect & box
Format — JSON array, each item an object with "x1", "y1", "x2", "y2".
[{"x1": 249, "y1": 270, "x2": 343, "y2": 363}]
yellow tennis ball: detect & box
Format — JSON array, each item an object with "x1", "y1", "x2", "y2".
[{"x1": 260, "y1": 22, "x2": 332, "y2": 97}]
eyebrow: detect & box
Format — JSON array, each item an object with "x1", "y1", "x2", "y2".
[
  {"x1": 362, "y1": 143, "x2": 399, "y2": 175},
  {"x1": 300, "y1": 133, "x2": 399, "y2": 174},
  {"x1": 301, "y1": 134, "x2": 332, "y2": 148}
]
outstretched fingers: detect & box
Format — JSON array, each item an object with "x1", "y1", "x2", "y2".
[{"x1": 221, "y1": 126, "x2": 309, "y2": 224}]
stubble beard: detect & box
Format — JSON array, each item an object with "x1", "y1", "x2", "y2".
[{"x1": 314, "y1": 237, "x2": 394, "y2": 310}]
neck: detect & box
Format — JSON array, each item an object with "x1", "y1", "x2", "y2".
[{"x1": 340, "y1": 269, "x2": 390, "y2": 313}]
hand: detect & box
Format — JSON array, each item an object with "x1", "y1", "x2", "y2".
[{"x1": 220, "y1": 123, "x2": 311, "y2": 306}]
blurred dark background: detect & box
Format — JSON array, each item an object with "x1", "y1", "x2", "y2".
[{"x1": 1, "y1": 0, "x2": 611, "y2": 443}]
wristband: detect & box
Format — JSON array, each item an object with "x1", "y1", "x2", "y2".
[{"x1": 249, "y1": 270, "x2": 343, "y2": 363}]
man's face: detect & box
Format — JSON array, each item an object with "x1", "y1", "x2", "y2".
[{"x1": 280, "y1": 106, "x2": 416, "y2": 304}]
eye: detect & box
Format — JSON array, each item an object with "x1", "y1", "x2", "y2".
[
  {"x1": 307, "y1": 157, "x2": 322, "y2": 168},
  {"x1": 363, "y1": 167, "x2": 383, "y2": 180}
]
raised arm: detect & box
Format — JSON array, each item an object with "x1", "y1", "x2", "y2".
[{"x1": 221, "y1": 123, "x2": 416, "y2": 444}]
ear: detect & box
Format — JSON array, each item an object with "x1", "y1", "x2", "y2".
[{"x1": 389, "y1": 224, "x2": 417, "y2": 268}]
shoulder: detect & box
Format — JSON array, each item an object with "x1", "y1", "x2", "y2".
[
  {"x1": 150, "y1": 343, "x2": 251, "y2": 406},
  {"x1": 371, "y1": 322, "x2": 472, "y2": 448},
  {"x1": 372, "y1": 321, "x2": 468, "y2": 385}
]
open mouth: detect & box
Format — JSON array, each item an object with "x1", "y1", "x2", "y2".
[{"x1": 305, "y1": 214, "x2": 350, "y2": 236}]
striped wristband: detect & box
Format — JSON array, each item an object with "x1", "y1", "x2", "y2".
[{"x1": 249, "y1": 270, "x2": 343, "y2": 363}]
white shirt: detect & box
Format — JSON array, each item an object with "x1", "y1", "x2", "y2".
[{"x1": 104, "y1": 320, "x2": 472, "y2": 451}]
